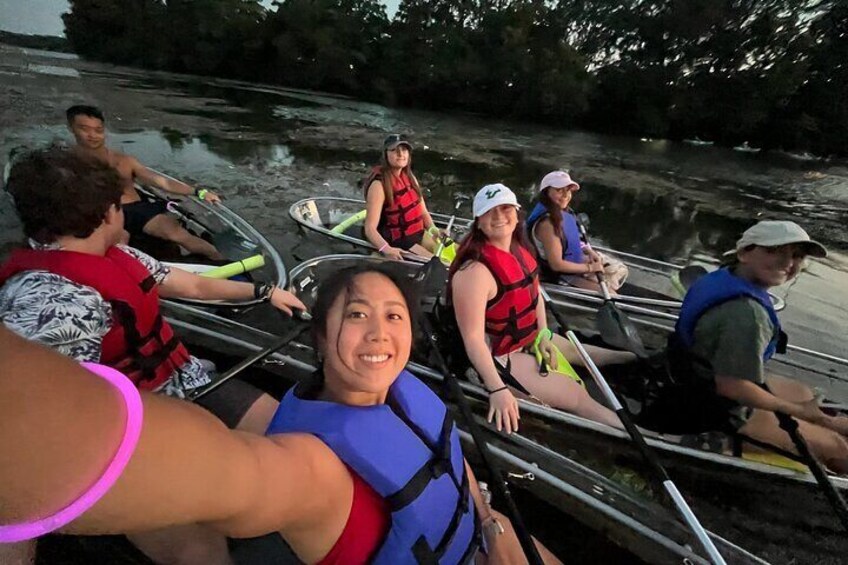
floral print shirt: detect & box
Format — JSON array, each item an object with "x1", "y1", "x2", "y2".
[{"x1": 0, "y1": 242, "x2": 212, "y2": 397}]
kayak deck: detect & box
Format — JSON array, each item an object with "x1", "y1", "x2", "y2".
[
  {"x1": 134, "y1": 182, "x2": 286, "y2": 308},
  {"x1": 288, "y1": 196, "x2": 785, "y2": 319}
]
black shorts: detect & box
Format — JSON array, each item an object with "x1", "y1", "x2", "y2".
[
  {"x1": 123, "y1": 200, "x2": 168, "y2": 236},
  {"x1": 378, "y1": 227, "x2": 425, "y2": 251},
  {"x1": 194, "y1": 378, "x2": 267, "y2": 429}
]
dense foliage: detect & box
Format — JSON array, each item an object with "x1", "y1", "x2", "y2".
[{"x1": 60, "y1": 0, "x2": 848, "y2": 155}]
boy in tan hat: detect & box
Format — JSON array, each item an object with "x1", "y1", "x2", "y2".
[{"x1": 665, "y1": 220, "x2": 848, "y2": 472}]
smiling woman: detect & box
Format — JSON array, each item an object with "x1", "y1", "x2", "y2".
[
  {"x1": 448, "y1": 184, "x2": 636, "y2": 434},
  {"x1": 362, "y1": 135, "x2": 445, "y2": 261},
  {"x1": 266, "y1": 263, "x2": 559, "y2": 564}
]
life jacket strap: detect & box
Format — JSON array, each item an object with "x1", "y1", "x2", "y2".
[
  {"x1": 409, "y1": 470, "x2": 475, "y2": 564},
  {"x1": 384, "y1": 407, "x2": 458, "y2": 511}
]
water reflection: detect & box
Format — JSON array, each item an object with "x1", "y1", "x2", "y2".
[{"x1": 1, "y1": 45, "x2": 846, "y2": 356}]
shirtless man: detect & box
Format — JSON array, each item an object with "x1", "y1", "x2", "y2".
[{"x1": 66, "y1": 105, "x2": 223, "y2": 260}]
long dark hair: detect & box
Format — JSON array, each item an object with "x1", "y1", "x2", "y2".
[
  {"x1": 311, "y1": 263, "x2": 420, "y2": 367},
  {"x1": 537, "y1": 188, "x2": 564, "y2": 239},
  {"x1": 362, "y1": 150, "x2": 422, "y2": 207},
  {"x1": 447, "y1": 209, "x2": 534, "y2": 301}
]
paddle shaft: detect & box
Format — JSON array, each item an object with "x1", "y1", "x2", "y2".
[
  {"x1": 539, "y1": 286, "x2": 571, "y2": 334},
  {"x1": 765, "y1": 386, "x2": 848, "y2": 531},
  {"x1": 565, "y1": 331, "x2": 727, "y2": 565},
  {"x1": 572, "y1": 218, "x2": 648, "y2": 357},
  {"x1": 570, "y1": 216, "x2": 612, "y2": 297},
  {"x1": 421, "y1": 316, "x2": 544, "y2": 565},
  {"x1": 190, "y1": 324, "x2": 304, "y2": 400},
  {"x1": 434, "y1": 215, "x2": 456, "y2": 257}
]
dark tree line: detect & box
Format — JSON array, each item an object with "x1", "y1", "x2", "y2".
[
  {"x1": 0, "y1": 31, "x2": 71, "y2": 52},
  {"x1": 62, "y1": 0, "x2": 848, "y2": 156}
]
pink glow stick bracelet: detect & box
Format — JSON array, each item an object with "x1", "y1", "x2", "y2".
[{"x1": 0, "y1": 362, "x2": 143, "y2": 543}]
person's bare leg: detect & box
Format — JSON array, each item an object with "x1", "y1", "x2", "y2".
[
  {"x1": 561, "y1": 275, "x2": 605, "y2": 294},
  {"x1": 143, "y1": 214, "x2": 224, "y2": 260},
  {"x1": 127, "y1": 523, "x2": 232, "y2": 565},
  {"x1": 550, "y1": 333, "x2": 637, "y2": 366},
  {"x1": 233, "y1": 393, "x2": 279, "y2": 435},
  {"x1": 507, "y1": 352, "x2": 621, "y2": 428},
  {"x1": 739, "y1": 409, "x2": 848, "y2": 473},
  {"x1": 0, "y1": 541, "x2": 35, "y2": 565},
  {"x1": 408, "y1": 243, "x2": 434, "y2": 259}
]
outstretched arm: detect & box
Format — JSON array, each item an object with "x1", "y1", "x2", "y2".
[
  {"x1": 0, "y1": 327, "x2": 339, "y2": 539},
  {"x1": 716, "y1": 377, "x2": 826, "y2": 425},
  {"x1": 158, "y1": 267, "x2": 306, "y2": 316},
  {"x1": 130, "y1": 157, "x2": 221, "y2": 203}
]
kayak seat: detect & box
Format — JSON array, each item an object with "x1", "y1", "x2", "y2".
[{"x1": 297, "y1": 201, "x2": 324, "y2": 228}]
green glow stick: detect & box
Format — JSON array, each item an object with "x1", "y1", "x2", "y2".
[{"x1": 200, "y1": 254, "x2": 265, "y2": 279}]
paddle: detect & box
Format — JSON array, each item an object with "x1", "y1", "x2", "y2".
[
  {"x1": 564, "y1": 330, "x2": 728, "y2": 565},
  {"x1": 764, "y1": 385, "x2": 848, "y2": 531},
  {"x1": 412, "y1": 246, "x2": 542, "y2": 564},
  {"x1": 420, "y1": 314, "x2": 544, "y2": 565},
  {"x1": 574, "y1": 214, "x2": 648, "y2": 357},
  {"x1": 189, "y1": 321, "x2": 307, "y2": 401}
]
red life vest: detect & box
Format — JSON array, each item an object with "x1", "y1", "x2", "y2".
[
  {"x1": 478, "y1": 243, "x2": 540, "y2": 356},
  {"x1": 0, "y1": 247, "x2": 190, "y2": 390},
  {"x1": 365, "y1": 167, "x2": 425, "y2": 246}
]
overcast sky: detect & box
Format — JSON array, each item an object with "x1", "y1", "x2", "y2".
[{"x1": 0, "y1": 0, "x2": 401, "y2": 36}]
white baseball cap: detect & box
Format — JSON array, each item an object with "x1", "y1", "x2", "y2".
[
  {"x1": 472, "y1": 183, "x2": 521, "y2": 218},
  {"x1": 724, "y1": 220, "x2": 827, "y2": 258},
  {"x1": 539, "y1": 170, "x2": 580, "y2": 192}
]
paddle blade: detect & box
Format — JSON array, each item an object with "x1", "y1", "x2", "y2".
[{"x1": 597, "y1": 302, "x2": 648, "y2": 357}]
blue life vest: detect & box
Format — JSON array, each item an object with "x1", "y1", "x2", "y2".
[
  {"x1": 675, "y1": 268, "x2": 781, "y2": 360},
  {"x1": 526, "y1": 202, "x2": 586, "y2": 264},
  {"x1": 266, "y1": 370, "x2": 478, "y2": 565}
]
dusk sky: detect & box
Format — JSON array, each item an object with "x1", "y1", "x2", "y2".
[{"x1": 0, "y1": 0, "x2": 402, "y2": 36}]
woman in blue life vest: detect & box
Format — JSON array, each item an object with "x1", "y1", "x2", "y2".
[
  {"x1": 526, "y1": 171, "x2": 628, "y2": 293},
  {"x1": 363, "y1": 135, "x2": 446, "y2": 261},
  {"x1": 668, "y1": 221, "x2": 848, "y2": 472},
  {"x1": 266, "y1": 264, "x2": 560, "y2": 564},
  {"x1": 0, "y1": 269, "x2": 561, "y2": 564},
  {"x1": 449, "y1": 184, "x2": 636, "y2": 435}
]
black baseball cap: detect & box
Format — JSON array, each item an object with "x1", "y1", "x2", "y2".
[{"x1": 384, "y1": 134, "x2": 412, "y2": 151}]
